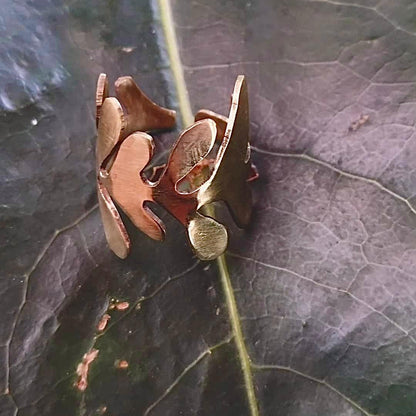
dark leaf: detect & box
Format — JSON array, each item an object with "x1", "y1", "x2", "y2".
[{"x1": 1, "y1": 0, "x2": 416, "y2": 415}]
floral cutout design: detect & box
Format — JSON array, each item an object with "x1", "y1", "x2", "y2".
[
  {"x1": 95, "y1": 74, "x2": 175, "y2": 258},
  {"x1": 95, "y1": 74, "x2": 257, "y2": 260}
]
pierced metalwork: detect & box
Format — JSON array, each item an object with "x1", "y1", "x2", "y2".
[{"x1": 95, "y1": 74, "x2": 257, "y2": 260}]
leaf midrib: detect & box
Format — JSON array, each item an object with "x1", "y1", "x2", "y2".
[{"x1": 156, "y1": 1, "x2": 260, "y2": 415}]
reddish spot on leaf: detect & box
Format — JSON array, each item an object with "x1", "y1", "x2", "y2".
[
  {"x1": 349, "y1": 114, "x2": 370, "y2": 132},
  {"x1": 97, "y1": 314, "x2": 111, "y2": 331},
  {"x1": 115, "y1": 359, "x2": 129, "y2": 369},
  {"x1": 75, "y1": 349, "x2": 99, "y2": 392},
  {"x1": 115, "y1": 301, "x2": 130, "y2": 311}
]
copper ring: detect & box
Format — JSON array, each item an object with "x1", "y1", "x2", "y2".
[{"x1": 95, "y1": 73, "x2": 258, "y2": 261}]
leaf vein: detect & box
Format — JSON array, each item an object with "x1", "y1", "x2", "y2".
[
  {"x1": 229, "y1": 253, "x2": 416, "y2": 344},
  {"x1": 6, "y1": 204, "x2": 98, "y2": 394},
  {"x1": 97, "y1": 260, "x2": 201, "y2": 337},
  {"x1": 158, "y1": 0, "x2": 261, "y2": 414},
  {"x1": 251, "y1": 146, "x2": 416, "y2": 216},
  {"x1": 143, "y1": 338, "x2": 232, "y2": 416},
  {"x1": 252, "y1": 363, "x2": 377, "y2": 416}
]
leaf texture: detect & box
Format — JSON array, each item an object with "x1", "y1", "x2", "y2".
[{"x1": 1, "y1": 0, "x2": 416, "y2": 415}]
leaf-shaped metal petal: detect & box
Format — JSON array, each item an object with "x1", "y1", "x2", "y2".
[
  {"x1": 168, "y1": 118, "x2": 217, "y2": 185},
  {"x1": 154, "y1": 119, "x2": 228, "y2": 259},
  {"x1": 195, "y1": 107, "x2": 259, "y2": 183},
  {"x1": 115, "y1": 76, "x2": 176, "y2": 137},
  {"x1": 188, "y1": 212, "x2": 228, "y2": 261},
  {"x1": 195, "y1": 109, "x2": 228, "y2": 142},
  {"x1": 95, "y1": 74, "x2": 177, "y2": 257},
  {"x1": 97, "y1": 180, "x2": 130, "y2": 259},
  {"x1": 101, "y1": 132, "x2": 165, "y2": 241},
  {"x1": 153, "y1": 120, "x2": 216, "y2": 225},
  {"x1": 96, "y1": 97, "x2": 125, "y2": 169},
  {"x1": 96, "y1": 96, "x2": 129, "y2": 257},
  {"x1": 198, "y1": 75, "x2": 252, "y2": 227}
]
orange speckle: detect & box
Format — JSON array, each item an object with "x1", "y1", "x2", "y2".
[
  {"x1": 115, "y1": 301, "x2": 129, "y2": 311},
  {"x1": 349, "y1": 114, "x2": 369, "y2": 132},
  {"x1": 97, "y1": 314, "x2": 111, "y2": 331},
  {"x1": 75, "y1": 349, "x2": 99, "y2": 391},
  {"x1": 115, "y1": 359, "x2": 129, "y2": 369}
]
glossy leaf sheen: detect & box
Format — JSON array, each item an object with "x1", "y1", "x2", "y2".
[{"x1": 1, "y1": 0, "x2": 416, "y2": 415}]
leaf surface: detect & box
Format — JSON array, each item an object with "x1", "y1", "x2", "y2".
[{"x1": 1, "y1": 0, "x2": 416, "y2": 415}]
